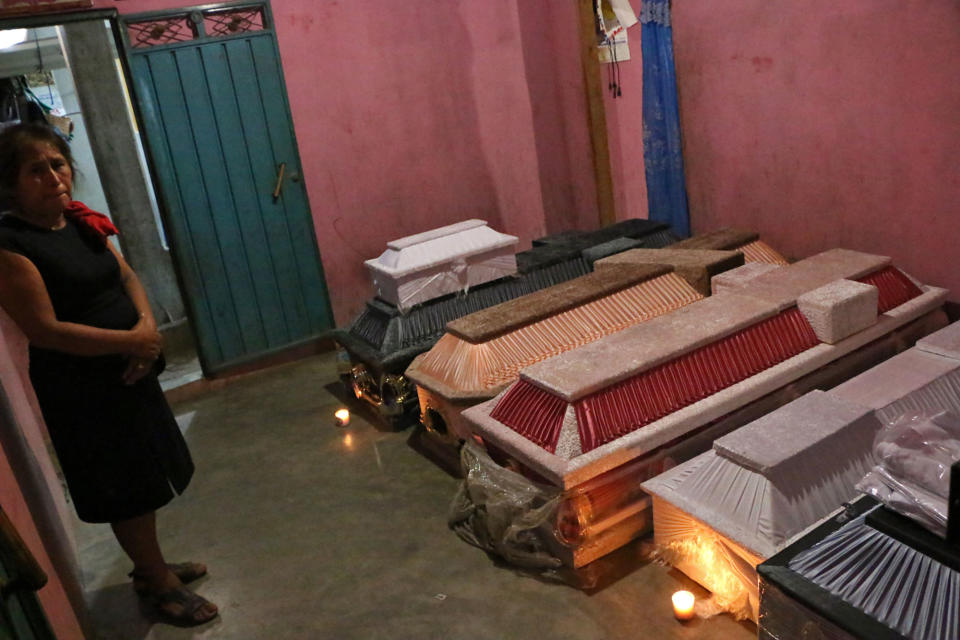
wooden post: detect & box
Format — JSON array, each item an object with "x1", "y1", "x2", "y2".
[{"x1": 577, "y1": 0, "x2": 616, "y2": 228}]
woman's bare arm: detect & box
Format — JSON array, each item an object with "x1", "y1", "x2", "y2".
[
  {"x1": 108, "y1": 243, "x2": 157, "y2": 331},
  {"x1": 0, "y1": 248, "x2": 161, "y2": 358},
  {"x1": 108, "y1": 243, "x2": 163, "y2": 384}
]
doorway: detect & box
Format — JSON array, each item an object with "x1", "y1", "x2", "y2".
[
  {"x1": 120, "y1": 1, "x2": 335, "y2": 375},
  {"x1": 0, "y1": 16, "x2": 202, "y2": 391}
]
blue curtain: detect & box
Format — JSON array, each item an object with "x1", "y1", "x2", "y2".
[{"x1": 641, "y1": 0, "x2": 690, "y2": 238}]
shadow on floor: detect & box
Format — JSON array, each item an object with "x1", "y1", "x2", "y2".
[
  {"x1": 84, "y1": 583, "x2": 151, "y2": 639},
  {"x1": 85, "y1": 578, "x2": 223, "y2": 639}
]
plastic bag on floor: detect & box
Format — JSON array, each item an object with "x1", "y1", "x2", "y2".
[
  {"x1": 856, "y1": 409, "x2": 960, "y2": 536},
  {"x1": 448, "y1": 441, "x2": 563, "y2": 571}
]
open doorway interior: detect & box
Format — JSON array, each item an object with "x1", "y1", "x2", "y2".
[{"x1": 0, "y1": 21, "x2": 202, "y2": 390}]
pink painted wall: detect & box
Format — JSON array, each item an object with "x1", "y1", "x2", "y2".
[
  {"x1": 516, "y1": 0, "x2": 600, "y2": 234},
  {"x1": 0, "y1": 445, "x2": 83, "y2": 639},
  {"x1": 0, "y1": 2, "x2": 608, "y2": 629},
  {"x1": 0, "y1": 317, "x2": 84, "y2": 640},
  {"x1": 99, "y1": 0, "x2": 608, "y2": 324},
  {"x1": 601, "y1": 29, "x2": 648, "y2": 221},
  {"x1": 673, "y1": 1, "x2": 960, "y2": 296},
  {"x1": 0, "y1": 1, "x2": 618, "y2": 633}
]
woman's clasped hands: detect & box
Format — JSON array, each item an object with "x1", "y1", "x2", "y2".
[{"x1": 123, "y1": 315, "x2": 162, "y2": 385}]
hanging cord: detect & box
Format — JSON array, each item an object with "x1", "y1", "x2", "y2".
[
  {"x1": 615, "y1": 48, "x2": 622, "y2": 97},
  {"x1": 607, "y1": 40, "x2": 616, "y2": 94},
  {"x1": 610, "y1": 36, "x2": 621, "y2": 98},
  {"x1": 606, "y1": 41, "x2": 613, "y2": 93}
]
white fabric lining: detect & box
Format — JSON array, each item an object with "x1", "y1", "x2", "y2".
[
  {"x1": 646, "y1": 441, "x2": 875, "y2": 559},
  {"x1": 876, "y1": 369, "x2": 960, "y2": 425},
  {"x1": 652, "y1": 498, "x2": 763, "y2": 621},
  {"x1": 369, "y1": 253, "x2": 518, "y2": 312}
]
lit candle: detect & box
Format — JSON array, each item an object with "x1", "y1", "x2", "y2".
[
  {"x1": 672, "y1": 590, "x2": 695, "y2": 621},
  {"x1": 334, "y1": 408, "x2": 351, "y2": 427}
]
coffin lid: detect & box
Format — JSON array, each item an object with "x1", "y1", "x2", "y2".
[
  {"x1": 594, "y1": 248, "x2": 745, "y2": 295},
  {"x1": 831, "y1": 348, "x2": 960, "y2": 412},
  {"x1": 916, "y1": 319, "x2": 960, "y2": 361},
  {"x1": 671, "y1": 228, "x2": 758, "y2": 251},
  {"x1": 365, "y1": 219, "x2": 518, "y2": 277},
  {"x1": 713, "y1": 390, "x2": 876, "y2": 476},
  {"x1": 447, "y1": 263, "x2": 671, "y2": 343}
]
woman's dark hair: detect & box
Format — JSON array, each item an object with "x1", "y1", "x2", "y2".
[{"x1": 0, "y1": 122, "x2": 75, "y2": 210}]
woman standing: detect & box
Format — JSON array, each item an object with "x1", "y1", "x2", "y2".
[{"x1": 0, "y1": 123, "x2": 217, "y2": 626}]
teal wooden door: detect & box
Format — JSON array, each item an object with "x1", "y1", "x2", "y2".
[{"x1": 121, "y1": 2, "x2": 333, "y2": 373}]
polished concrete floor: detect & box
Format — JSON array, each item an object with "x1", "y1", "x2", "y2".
[{"x1": 74, "y1": 352, "x2": 756, "y2": 639}]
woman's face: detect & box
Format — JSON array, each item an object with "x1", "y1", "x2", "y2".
[{"x1": 16, "y1": 141, "x2": 72, "y2": 220}]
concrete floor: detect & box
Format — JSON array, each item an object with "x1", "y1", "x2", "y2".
[{"x1": 74, "y1": 352, "x2": 757, "y2": 639}]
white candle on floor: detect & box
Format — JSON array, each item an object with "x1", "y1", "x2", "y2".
[{"x1": 672, "y1": 590, "x2": 695, "y2": 621}]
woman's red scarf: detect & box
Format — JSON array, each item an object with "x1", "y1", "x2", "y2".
[{"x1": 63, "y1": 201, "x2": 119, "y2": 242}]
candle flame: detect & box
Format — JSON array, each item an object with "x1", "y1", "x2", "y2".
[
  {"x1": 672, "y1": 590, "x2": 694, "y2": 609},
  {"x1": 672, "y1": 590, "x2": 695, "y2": 621}
]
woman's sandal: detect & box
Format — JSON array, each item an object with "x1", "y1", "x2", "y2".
[
  {"x1": 129, "y1": 561, "x2": 208, "y2": 595},
  {"x1": 142, "y1": 584, "x2": 218, "y2": 627}
]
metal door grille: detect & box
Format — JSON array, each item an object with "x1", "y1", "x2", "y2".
[
  {"x1": 127, "y1": 16, "x2": 198, "y2": 48},
  {"x1": 204, "y1": 7, "x2": 265, "y2": 36},
  {"x1": 124, "y1": 2, "x2": 269, "y2": 50}
]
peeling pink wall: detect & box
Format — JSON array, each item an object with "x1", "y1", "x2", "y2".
[
  {"x1": 99, "y1": 0, "x2": 606, "y2": 324},
  {"x1": 673, "y1": 1, "x2": 960, "y2": 296}
]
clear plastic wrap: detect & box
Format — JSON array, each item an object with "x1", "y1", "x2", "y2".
[
  {"x1": 448, "y1": 442, "x2": 654, "y2": 587},
  {"x1": 856, "y1": 409, "x2": 960, "y2": 537},
  {"x1": 448, "y1": 441, "x2": 564, "y2": 571}
]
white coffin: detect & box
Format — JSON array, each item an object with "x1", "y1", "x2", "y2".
[
  {"x1": 641, "y1": 391, "x2": 881, "y2": 620},
  {"x1": 831, "y1": 347, "x2": 960, "y2": 424},
  {"x1": 365, "y1": 219, "x2": 518, "y2": 311}
]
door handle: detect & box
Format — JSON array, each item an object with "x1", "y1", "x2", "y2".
[
  {"x1": 0, "y1": 506, "x2": 47, "y2": 596},
  {"x1": 272, "y1": 162, "x2": 286, "y2": 201}
]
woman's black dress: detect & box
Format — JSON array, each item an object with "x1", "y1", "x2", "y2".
[{"x1": 0, "y1": 214, "x2": 193, "y2": 523}]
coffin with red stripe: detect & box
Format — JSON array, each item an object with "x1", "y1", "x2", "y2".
[
  {"x1": 406, "y1": 261, "x2": 710, "y2": 442},
  {"x1": 462, "y1": 249, "x2": 947, "y2": 566}
]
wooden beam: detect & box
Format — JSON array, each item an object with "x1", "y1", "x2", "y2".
[{"x1": 577, "y1": 0, "x2": 616, "y2": 228}]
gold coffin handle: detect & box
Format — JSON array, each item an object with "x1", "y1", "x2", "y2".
[
  {"x1": 0, "y1": 504, "x2": 47, "y2": 595},
  {"x1": 272, "y1": 162, "x2": 287, "y2": 200}
]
